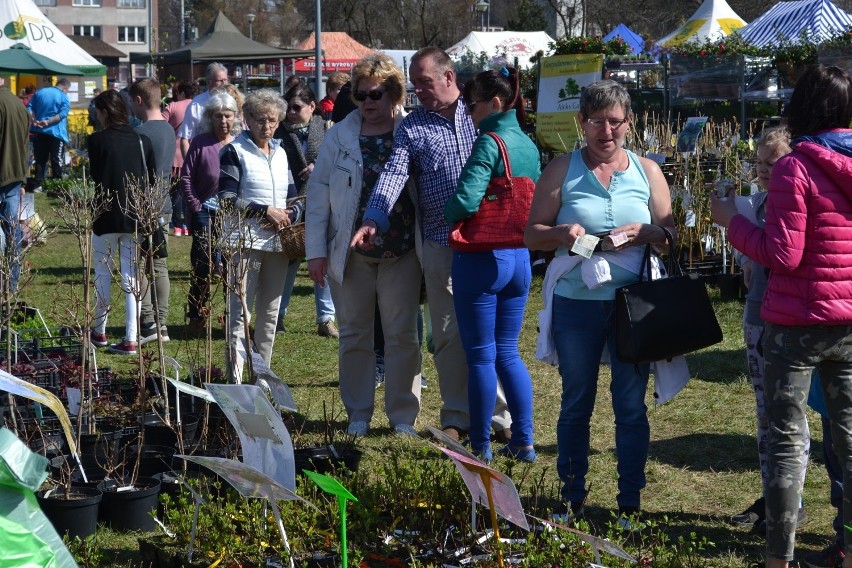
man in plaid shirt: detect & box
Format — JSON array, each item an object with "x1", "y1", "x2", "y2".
[{"x1": 350, "y1": 47, "x2": 512, "y2": 442}]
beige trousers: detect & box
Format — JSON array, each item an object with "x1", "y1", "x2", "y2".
[
  {"x1": 330, "y1": 250, "x2": 422, "y2": 427},
  {"x1": 227, "y1": 248, "x2": 289, "y2": 382}
]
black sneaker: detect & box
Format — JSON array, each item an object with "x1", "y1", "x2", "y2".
[
  {"x1": 731, "y1": 496, "x2": 765, "y2": 525},
  {"x1": 804, "y1": 542, "x2": 845, "y2": 568},
  {"x1": 139, "y1": 326, "x2": 158, "y2": 346},
  {"x1": 754, "y1": 505, "x2": 807, "y2": 533},
  {"x1": 139, "y1": 325, "x2": 170, "y2": 346}
]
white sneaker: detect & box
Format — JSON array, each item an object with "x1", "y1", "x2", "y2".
[
  {"x1": 617, "y1": 517, "x2": 640, "y2": 532},
  {"x1": 394, "y1": 424, "x2": 418, "y2": 438},
  {"x1": 346, "y1": 421, "x2": 368, "y2": 437}
]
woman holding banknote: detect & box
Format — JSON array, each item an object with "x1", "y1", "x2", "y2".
[{"x1": 523, "y1": 79, "x2": 676, "y2": 527}]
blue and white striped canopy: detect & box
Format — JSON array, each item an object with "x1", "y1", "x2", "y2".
[{"x1": 738, "y1": 0, "x2": 852, "y2": 47}]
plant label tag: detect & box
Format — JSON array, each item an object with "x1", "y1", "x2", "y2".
[{"x1": 571, "y1": 234, "x2": 599, "y2": 258}]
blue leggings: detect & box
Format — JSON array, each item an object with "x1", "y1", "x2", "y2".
[{"x1": 451, "y1": 248, "x2": 533, "y2": 454}]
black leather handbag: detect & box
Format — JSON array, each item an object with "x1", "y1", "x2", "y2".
[{"x1": 615, "y1": 227, "x2": 723, "y2": 364}]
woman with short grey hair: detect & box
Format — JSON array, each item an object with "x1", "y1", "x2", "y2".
[
  {"x1": 219, "y1": 89, "x2": 300, "y2": 381},
  {"x1": 199, "y1": 92, "x2": 241, "y2": 136},
  {"x1": 242, "y1": 88, "x2": 287, "y2": 127},
  {"x1": 181, "y1": 93, "x2": 239, "y2": 330},
  {"x1": 524, "y1": 78, "x2": 675, "y2": 525},
  {"x1": 578, "y1": 79, "x2": 632, "y2": 119}
]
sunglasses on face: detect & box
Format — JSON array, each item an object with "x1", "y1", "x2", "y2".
[
  {"x1": 465, "y1": 101, "x2": 480, "y2": 114},
  {"x1": 287, "y1": 104, "x2": 305, "y2": 113},
  {"x1": 353, "y1": 90, "x2": 386, "y2": 102}
]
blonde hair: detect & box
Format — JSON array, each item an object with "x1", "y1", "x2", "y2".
[
  {"x1": 217, "y1": 84, "x2": 245, "y2": 114},
  {"x1": 350, "y1": 54, "x2": 405, "y2": 107},
  {"x1": 757, "y1": 126, "x2": 791, "y2": 155},
  {"x1": 326, "y1": 72, "x2": 350, "y2": 91}
]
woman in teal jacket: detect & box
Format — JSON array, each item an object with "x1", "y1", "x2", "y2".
[{"x1": 444, "y1": 67, "x2": 541, "y2": 462}]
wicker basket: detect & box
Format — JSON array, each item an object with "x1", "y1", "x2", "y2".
[
  {"x1": 278, "y1": 195, "x2": 306, "y2": 259},
  {"x1": 279, "y1": 223, "x2": 305, "y2": 258}
]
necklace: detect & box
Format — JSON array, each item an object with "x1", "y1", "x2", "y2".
[{"x1": 582, "y1": 147, "x2": 627, "y2": 172}]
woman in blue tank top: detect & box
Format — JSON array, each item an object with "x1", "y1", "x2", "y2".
[{"x1": 523, "y1": 80, "x2": 676, "y2": 527}]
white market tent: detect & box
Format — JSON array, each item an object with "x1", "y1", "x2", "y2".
[
  {"x1": 656, "y1": 0, "x2": 747, "y2": 48},
  {"x1": 446, "y1": 31, "x2": 555, "y2": 68},
  {"x1": 0, "y1": 0, "x2": 105, "y2": 74},
  {"x1": 738, "y1": 0, "x2": 852, "y2": 46}
]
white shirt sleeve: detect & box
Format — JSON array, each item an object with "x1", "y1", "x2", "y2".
[{"x1": 177, "y1": 99, "x2": 204, "y2": 140}]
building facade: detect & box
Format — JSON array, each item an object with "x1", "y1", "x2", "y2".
[{"x1": 34, "y1": 0, "x2": 158, "y2": 85}]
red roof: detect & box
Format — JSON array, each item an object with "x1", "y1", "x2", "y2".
[{"x1": 294, "y1": 32, "x2": 376, "y2": 60}]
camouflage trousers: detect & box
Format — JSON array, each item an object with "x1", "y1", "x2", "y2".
[
  {"x1": 763, "y1": 323, "x2": 852, "y2": 561},
  {"x1": 744, "y1": 323, "x2": 810, "y2": 493}
]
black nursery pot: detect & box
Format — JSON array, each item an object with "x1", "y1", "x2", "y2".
[
  {"x1": 37, "y1": 486, "x2": 102, "y2": 540},
  {"x1": 140, "y1": 413, "x2": 200, "y2": 448},
  {"x1": 97, "y1": 476, "x2": 161, "y2": 532},
  {"x1": 50, "y1": 454, "x2": 111, "y2": 483},
  {"x1": 78, "y1": 425, "x2": 124, "y2": 459},
  {"x1": 294, "y1": 446, "x2": 363, "y2": 475},
  {"x1": 717, "y1": 272, "x2": 746, "y2": 302},
  {"x1": 128, "y1": 445, "x2": 177, "y2": 477}
]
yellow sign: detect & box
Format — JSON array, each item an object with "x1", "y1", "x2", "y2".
[
  {"x1": 718, "y1": 18, "x2": 745, "y2": 35},
  {"x1": 536, "y1": 54, "x2": 603, "y2": 152}
]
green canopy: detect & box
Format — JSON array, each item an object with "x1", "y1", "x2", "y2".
[
  {"x1": 0, "y1": 44, "x2": 84, "y2": 76},
  {"x1": 129, "y1": 11, "x2": 313, "y2": 67}
]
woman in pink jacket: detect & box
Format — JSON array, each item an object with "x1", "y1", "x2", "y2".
[{"x1": 711, "y1": 64, "x2": 852, "y2": 568}]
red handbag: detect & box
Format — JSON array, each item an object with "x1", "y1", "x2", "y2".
[{"x1": 448, "y1": 132, "x2": 536, "y2": 252}]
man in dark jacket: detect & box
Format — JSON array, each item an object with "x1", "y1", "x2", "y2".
[{"x1": 0, "y1": 77, "x2": 30, "y2": 290}]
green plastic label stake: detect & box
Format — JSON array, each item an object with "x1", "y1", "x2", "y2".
[{"x1": 303, "y1": 470, "x2": 358, "y2": 567}]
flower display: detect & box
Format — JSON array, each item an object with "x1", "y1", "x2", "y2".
[{"x1": 550, "y1": 35, "x2": 632, "y2": 56}]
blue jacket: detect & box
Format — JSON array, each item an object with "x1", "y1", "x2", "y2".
[{"x1": 28, "y1": 85, "x2": 70, "y2": 143}]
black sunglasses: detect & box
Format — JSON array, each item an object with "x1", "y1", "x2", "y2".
[{"x1": 353, "y1": 90, "x2": 386, "y2": 102}]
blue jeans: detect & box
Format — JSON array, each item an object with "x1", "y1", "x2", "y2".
[
  {"x1": 452, "y1": 248, "x2": 533, "y2": 454},
  {"x1": 552, "y1": 295, "x2": 650, "y2": 509},
  {"x1": 188, "y1": 209, "x2": 220, "y2": 320},
  {"x1": 170, "y1": 176, "x2": 187, "y2": 229},
  {"x1": 279, "y1": 259, "x2": 336, "y2": 323},
  {"x1": 0, "y1": 182, "x2": 21, "y2": 291}
]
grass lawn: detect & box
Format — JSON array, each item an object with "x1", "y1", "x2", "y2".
[{"x1": 15, "y1": 192, "x2": 837, "y2": 567}]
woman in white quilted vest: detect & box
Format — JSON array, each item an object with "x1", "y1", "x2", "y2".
[{"x1": 219, "y1": 89, "x2": 301, "y2": 382}]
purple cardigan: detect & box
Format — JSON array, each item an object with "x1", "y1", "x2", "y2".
[{"x1": 181, "y1": 131, "x2": 227, "y2": 214}]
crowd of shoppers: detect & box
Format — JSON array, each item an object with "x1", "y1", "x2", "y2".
[{"x1": 13, "y1": 51, "x2": 852, "y2": 568}]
